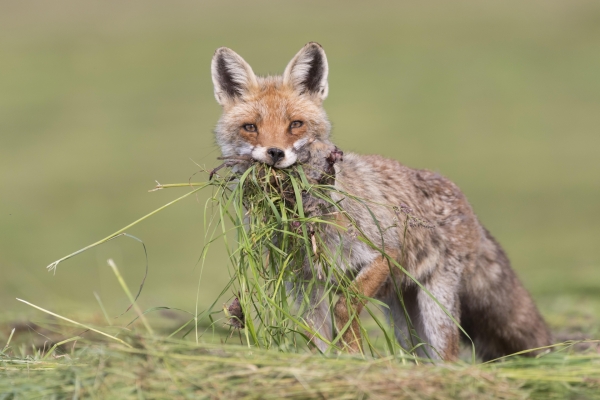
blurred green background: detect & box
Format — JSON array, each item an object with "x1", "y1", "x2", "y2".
[{"x1": 1, "y1": 1, "x2": 599, "y2": 321}]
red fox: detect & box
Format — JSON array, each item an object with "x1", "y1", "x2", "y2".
[{"x1": 210, "y1": 42, "x2": 551, "y2": 361}]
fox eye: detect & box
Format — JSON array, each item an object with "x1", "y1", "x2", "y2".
[
  {"x1": 242, "y1": 124, "x2": 257, "y2": 132},
  {"x1": 290, "y1": 121, "x2": 303, "y2": 129}
]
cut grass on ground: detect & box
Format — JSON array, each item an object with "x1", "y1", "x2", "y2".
[
  {"x1": 2, "y1": 333, "x2": 600, "y2": 399},
  {"x1": 2, "y1": 293, "x2": 600, "y2": 400}
]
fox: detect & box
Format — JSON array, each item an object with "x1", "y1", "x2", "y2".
[{"x1": 210, "y1": 42, "x2": 551, "y2": 361}]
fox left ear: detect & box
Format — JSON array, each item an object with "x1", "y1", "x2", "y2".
[
  {"x1": 211, "y1": 47, "x2": 258, "y2": 107},
  {"x1": 283, "y1": 42, "x2": 329, "y2": 101}
]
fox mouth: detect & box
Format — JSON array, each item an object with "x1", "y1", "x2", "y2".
[
  {"x1": 212, "y1": 154, "x2": 292, "y2": 178},
  {"x1": 261, "y1": 158, "x2": 294, "y2": 169},
  {"x1": 254, "y1": 160, "x2": 294, "y2": 170},
  {"x1": 249, "y1": 146, "x2": 298, "y2": 169}
]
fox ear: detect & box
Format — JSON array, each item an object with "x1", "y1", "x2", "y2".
[
  {"x1": 211, "y1": 47, "x2": 257, "y2": 106},
  {"x1": 283, "y1": 42, "x2": 329, "y2": 101}
]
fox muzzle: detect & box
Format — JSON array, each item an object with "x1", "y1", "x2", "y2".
[{"x1": 267, "y1": 147, "x2": 285, "y2": 164}]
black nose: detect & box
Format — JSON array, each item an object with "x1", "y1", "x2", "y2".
[{"x1": 267, "y1": 147, "x2": 285, "y2": 164}]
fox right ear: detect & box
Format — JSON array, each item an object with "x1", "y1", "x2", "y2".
[
  {"x1": 211, "y1": 48, "x2": 257, "y2": 106},
  {"x1": 283, "y1": 42, "x2": 329, "y2": 101}
]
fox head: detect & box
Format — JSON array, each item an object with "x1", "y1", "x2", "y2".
[{"x1": 211, "y1": 42, "x2": 332, "y2": 169}]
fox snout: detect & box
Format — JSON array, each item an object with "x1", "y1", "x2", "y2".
[
  {"x1": 267, "y1": 148, "x2": 285, "y2": 164},
  {"x1": 251, "y1": 145, "x2": 298, "y2": 168}
]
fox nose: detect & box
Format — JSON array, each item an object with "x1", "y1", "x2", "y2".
[{"x1": 267, "y1": 147, "x2": 285, "y2": 164}]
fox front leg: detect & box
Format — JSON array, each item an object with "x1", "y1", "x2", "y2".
[
  {"x1": 414, "y1": 267, "x2": 462, "y2": 361},
  {"x1": 333, "y1": 255, "x2": 391, "y2": 353}
]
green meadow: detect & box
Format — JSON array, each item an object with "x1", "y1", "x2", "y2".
[{"x1": 1, "y1": 1, "x2": 600, "y2": 398}]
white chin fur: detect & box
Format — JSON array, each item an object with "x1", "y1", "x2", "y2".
[{"x1": 277, "y1": 149, "x2": 297, "y2": 168}]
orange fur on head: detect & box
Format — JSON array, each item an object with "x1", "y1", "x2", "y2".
[{"x1": 212, "y1": 44, "x2": 331, "y2": 169}]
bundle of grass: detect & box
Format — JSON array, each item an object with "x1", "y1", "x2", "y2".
[{"x1": 206, "y1": 147, "x2": 418, "y2": 358}]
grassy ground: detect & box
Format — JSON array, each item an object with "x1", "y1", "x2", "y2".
[
  {"x1": 1, "y1": 0, "x2": 600, "y2": 398},
  {"x1": 1, "y1": 306, "x2": 599, "y2": 399}
]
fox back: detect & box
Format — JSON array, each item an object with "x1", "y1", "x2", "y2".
[{"x1": 210, "y1": 43, "x2": 551, "y2": 361}]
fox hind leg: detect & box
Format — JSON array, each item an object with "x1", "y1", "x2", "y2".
[{"x1": 460, "y1": 232, "x2": 551, "y2": 361}]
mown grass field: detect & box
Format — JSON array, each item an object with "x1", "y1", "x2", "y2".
[
  {"x1": 1, "y1": 302, "x2": 600, "y2": 399},
  {"x1": 1, "y1": 0, "x2": 600, "y2": 398},
  {"x1": 2, "y1": 332, "x2": 599, "y2": 399}
]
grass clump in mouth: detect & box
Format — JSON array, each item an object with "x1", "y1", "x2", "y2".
[{"x1": 212, "y1": 161, "x2": 381, "y2": 354}]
